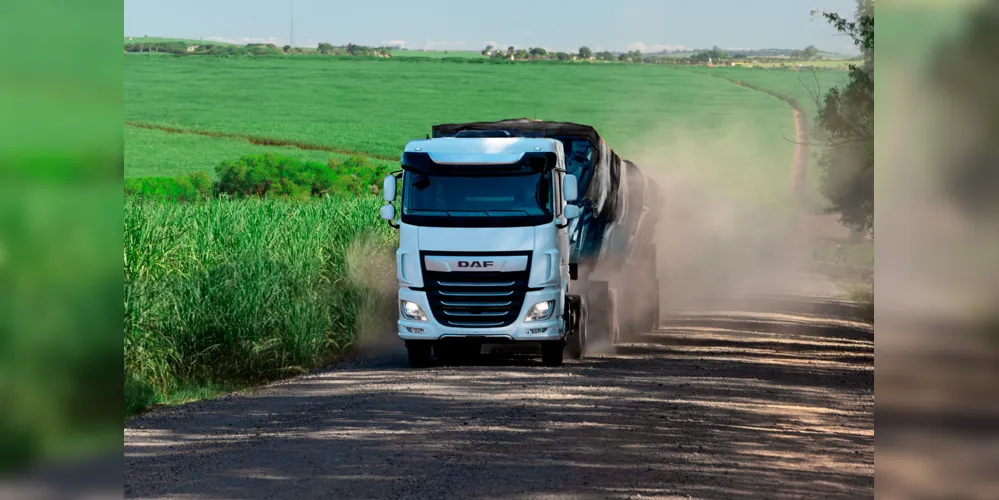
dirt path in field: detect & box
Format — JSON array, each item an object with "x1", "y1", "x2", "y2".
[
  {"x1": 125, "y1": 121, "x2": 397, "y2": 161},
  {"x1": 125, "y1": 295, "x2": 873, "y2": 499},
  {"x1": 790, "y1": 107, "x2": 808, "y2": 198},
  {"x1": 720, "y1": 77, "x2": 809, "y2": 198}
]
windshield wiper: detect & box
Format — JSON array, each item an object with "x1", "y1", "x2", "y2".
[{"x1": 484, "y1": 210, "x2": 531, "y2": 216}]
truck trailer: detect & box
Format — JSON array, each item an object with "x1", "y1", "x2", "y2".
[{"x1": 380, "y1": 119, "x2": 661, "y2": 367}]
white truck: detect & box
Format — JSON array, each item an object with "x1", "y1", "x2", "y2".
[{"x1": 380, "y1": 120, "x2": 661, "y2": 367}]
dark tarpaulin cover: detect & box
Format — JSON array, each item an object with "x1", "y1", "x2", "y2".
[{"x1": 432, "y1": 118, "x2": 625, "y2": 223}]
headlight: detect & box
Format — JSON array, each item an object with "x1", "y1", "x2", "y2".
[
  {"x1": 525, "y1": 300, "x2": 555, "y2": 322},
  {"x1": 401, "y1": 300, "x2": 427, "y2": 321}
]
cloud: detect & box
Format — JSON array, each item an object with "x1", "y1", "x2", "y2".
[{"x1": 627, "y1": 42, "x2": 691, "y2": 53}]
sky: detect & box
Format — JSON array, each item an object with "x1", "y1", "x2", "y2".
[{"x1": 124, "y1": 0, "x2": 861, "y2": 54}]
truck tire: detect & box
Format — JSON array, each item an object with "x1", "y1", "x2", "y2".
[
  {"x1": 566, "y1": 299, "x2": 586, "y2": 359},
  {"x1": 587, "y1": 281, "x2": 615, "y2": 350},
  {"x1": 647, "y1": 278, "x2": 661, "y2": 331},
  {"x1": 565, "y1": 295, "x2": 584, "y2": 359},
  {"x1": 406, "y1": 341, "x2": 433, "y2": 368},
  {"x1": 540, "y1": 341, "x2": 564, "y2": 366},
  {"x1": 608, "y1": 287, "x2": 622, "y2": 344}
]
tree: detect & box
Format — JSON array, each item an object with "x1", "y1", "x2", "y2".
[
  {"x1": 596, "y1": 51, "x2": 615, "y2": 61},
  {"x1": 317, "y1": 42, "x2": 335, "y2": 54},
  {"x1": 577, "y1": 46, "x2": 592, "y2": 59},
  {"x1": 803, "y1": 45, "x2": 820, "y2": 59},
  {"x1": 283, "y1": 45, "x2": 292, "y2": 53},
  {"x1": 529, "y1": 47, "x2": 547, "y2": 58},
  {"x1": 507, "y1": 45, "x2": 515, "y2": 55},
  {"x1": 929, "y1": 0, "x2": 999, "y2": 222},
  {"x1": 481, "y1": 44, "x2": 493, "y2": 56},
  {"x1": 813, "y1": 0, "x2": 874, "y2": 232},
  {"x1": 555, "y1": 52, "x2": 570, "y2": 61}
]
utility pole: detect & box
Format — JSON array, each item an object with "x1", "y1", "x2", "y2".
[{"x1": 290, "y1": 0, "x2": 295, "y2": 48}]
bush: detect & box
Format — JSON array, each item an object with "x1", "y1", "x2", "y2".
[
  {"x1": 214, "y1": 153, "x2": 391, "y2": 200},
  {"x1": 124, "y1": 171, "x2": 213, "y2": 202}
]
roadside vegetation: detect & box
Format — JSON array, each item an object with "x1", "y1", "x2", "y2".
[
  {"x1": 124, "y1": 193, "x2": 396, "y2": 417},
  {"x1": 124, "y1": 153, "x2": 396, "y2": 416}
]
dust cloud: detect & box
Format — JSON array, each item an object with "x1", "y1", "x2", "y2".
[
  {"x1": 876, "y1": 1, "x2": 999, "y2": 496},
  {"x1": 344, "y1": 231, "x2": 404, "y2": 357},
  {"x1": 621, "y1": 117, "x2": 846, "y2": 316}
]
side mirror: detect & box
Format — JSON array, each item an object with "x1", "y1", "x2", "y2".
[
  {"x1": 564, "y1": 204, "x2": 580, "y2": 220},
  {"x1": 383, "y1": 174, "x2": 396, "y2": 202},
  {"x1": 380, "y1": 204, "x2": 396, "y2": 221},
  {"x1": 563, "y1": 174, "x2": 578, "y2": 202}
]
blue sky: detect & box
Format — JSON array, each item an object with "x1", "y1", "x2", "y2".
[{"x1": 124, "y1": 0, "x2": 861, "y2": 54}]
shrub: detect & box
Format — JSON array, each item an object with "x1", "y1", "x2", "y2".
[
  {"x1": 124, "y1": 171, "x2": 213, "y2": 202},
  {"x1": 214, "y1": 153, "x2": 391, "y2": 200}
]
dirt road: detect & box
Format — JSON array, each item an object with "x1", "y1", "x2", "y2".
[{"x1": 125, "y1": 296, "x2": 873, "y2": 499}]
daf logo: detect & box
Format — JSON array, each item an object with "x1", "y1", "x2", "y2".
[{"x1": 457, "y1": 261, "x2": 494, "y2": 268}]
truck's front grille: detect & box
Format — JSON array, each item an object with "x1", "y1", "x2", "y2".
[{"x1": 422, "y1": 253, "x2": 531, "y2": 328}]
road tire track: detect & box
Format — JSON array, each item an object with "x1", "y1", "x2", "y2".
[
  {"x1": 125, "y1": 121, "x2": 397, "y2": 161},
  {"x1": 125, "y1": 300, "x2": 873, "y2": 499}
]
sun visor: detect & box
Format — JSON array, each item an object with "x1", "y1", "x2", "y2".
[
  {"x1": 401, "y1": 152, "x2": 554, "y2": 174},
  {"x1": 427, "y1": 152, "x2": 525, "y2": 165}
]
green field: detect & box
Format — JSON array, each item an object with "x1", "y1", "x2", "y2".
[
  {"x1": 126, "y1": 56, "x2": 841, "y2": 203},
  {"x1": 124, "y1": 126, "x2": 391, "y2": 178}
]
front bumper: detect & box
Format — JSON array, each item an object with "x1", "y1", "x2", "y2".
[{"x1": 397, "y1": 288, "x2": 562, "y2": 342}]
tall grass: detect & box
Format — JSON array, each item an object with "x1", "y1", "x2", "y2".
[{"x1": 124, "y1": 195, "x2": 396, "y2": 415}]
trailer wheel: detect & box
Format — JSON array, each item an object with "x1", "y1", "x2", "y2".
[
  {"x1": 587, "y1": 281, "x2": 615, "y2": 350},
  {"x1": 406, "y1": 341, "x2": 433, "y2": 368},
  {"x1": 647, "y1": 278, "x2": 661, "y2": 331},
  {"x1": 540, "y1": 341, "x2": 564, "y2": 366}
]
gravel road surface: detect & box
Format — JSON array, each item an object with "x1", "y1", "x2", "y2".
[{"x1": 125, "y1": 295, "x2": 873, "y2": 500}]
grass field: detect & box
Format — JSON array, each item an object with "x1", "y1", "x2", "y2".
[
  {"x1": 124, "y1": 126, "x2": 391, "y2": 178},
  {"x1": 126, "y1": 56, "x2": 842, "y2": 202},
  {"x1": 125, "y1": 196, "x2": 395, "y2": 415}
]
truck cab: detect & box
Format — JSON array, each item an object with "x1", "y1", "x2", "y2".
[{"x1": 380, "y1": 136, "x2": 581, "y2": 367}]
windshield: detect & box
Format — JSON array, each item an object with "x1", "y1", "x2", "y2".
[{"x1": 402, "y1": 170, "x2": 553, "y2": 227}]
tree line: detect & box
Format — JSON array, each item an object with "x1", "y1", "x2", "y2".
[
  {"x1": 125, "y1": 40, "x2": 392, "y2": 57},
  {"x1": 481, "y1": 44, "x2": 834, "y2": 65}
]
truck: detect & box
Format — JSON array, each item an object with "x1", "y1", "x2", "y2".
[{"x1": 379, "y1": 119, "x2": 661, "y2": 367}]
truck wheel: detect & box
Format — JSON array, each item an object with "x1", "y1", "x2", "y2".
[
  {"x1": 608, "y1": 288, "x2": 622, "y2": 344},
  {"x1": 566, "y1": 303, "x2": 586, "y2": 359},
  {"x1": 541, "y1": 341, "x2": 564, "y2": 366},
  {"x1": 406, "y1": 341, "x2": 433, "y2": 368},
  {"x1": 587, "y1": 281, "x2": 615, "y2": 350},
  {"x1": 647, "y1": 278, "x2": 661, "y2": 331},
  {"x1": 565, "y1": 295, "x2": 586, "y2": 359}
]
